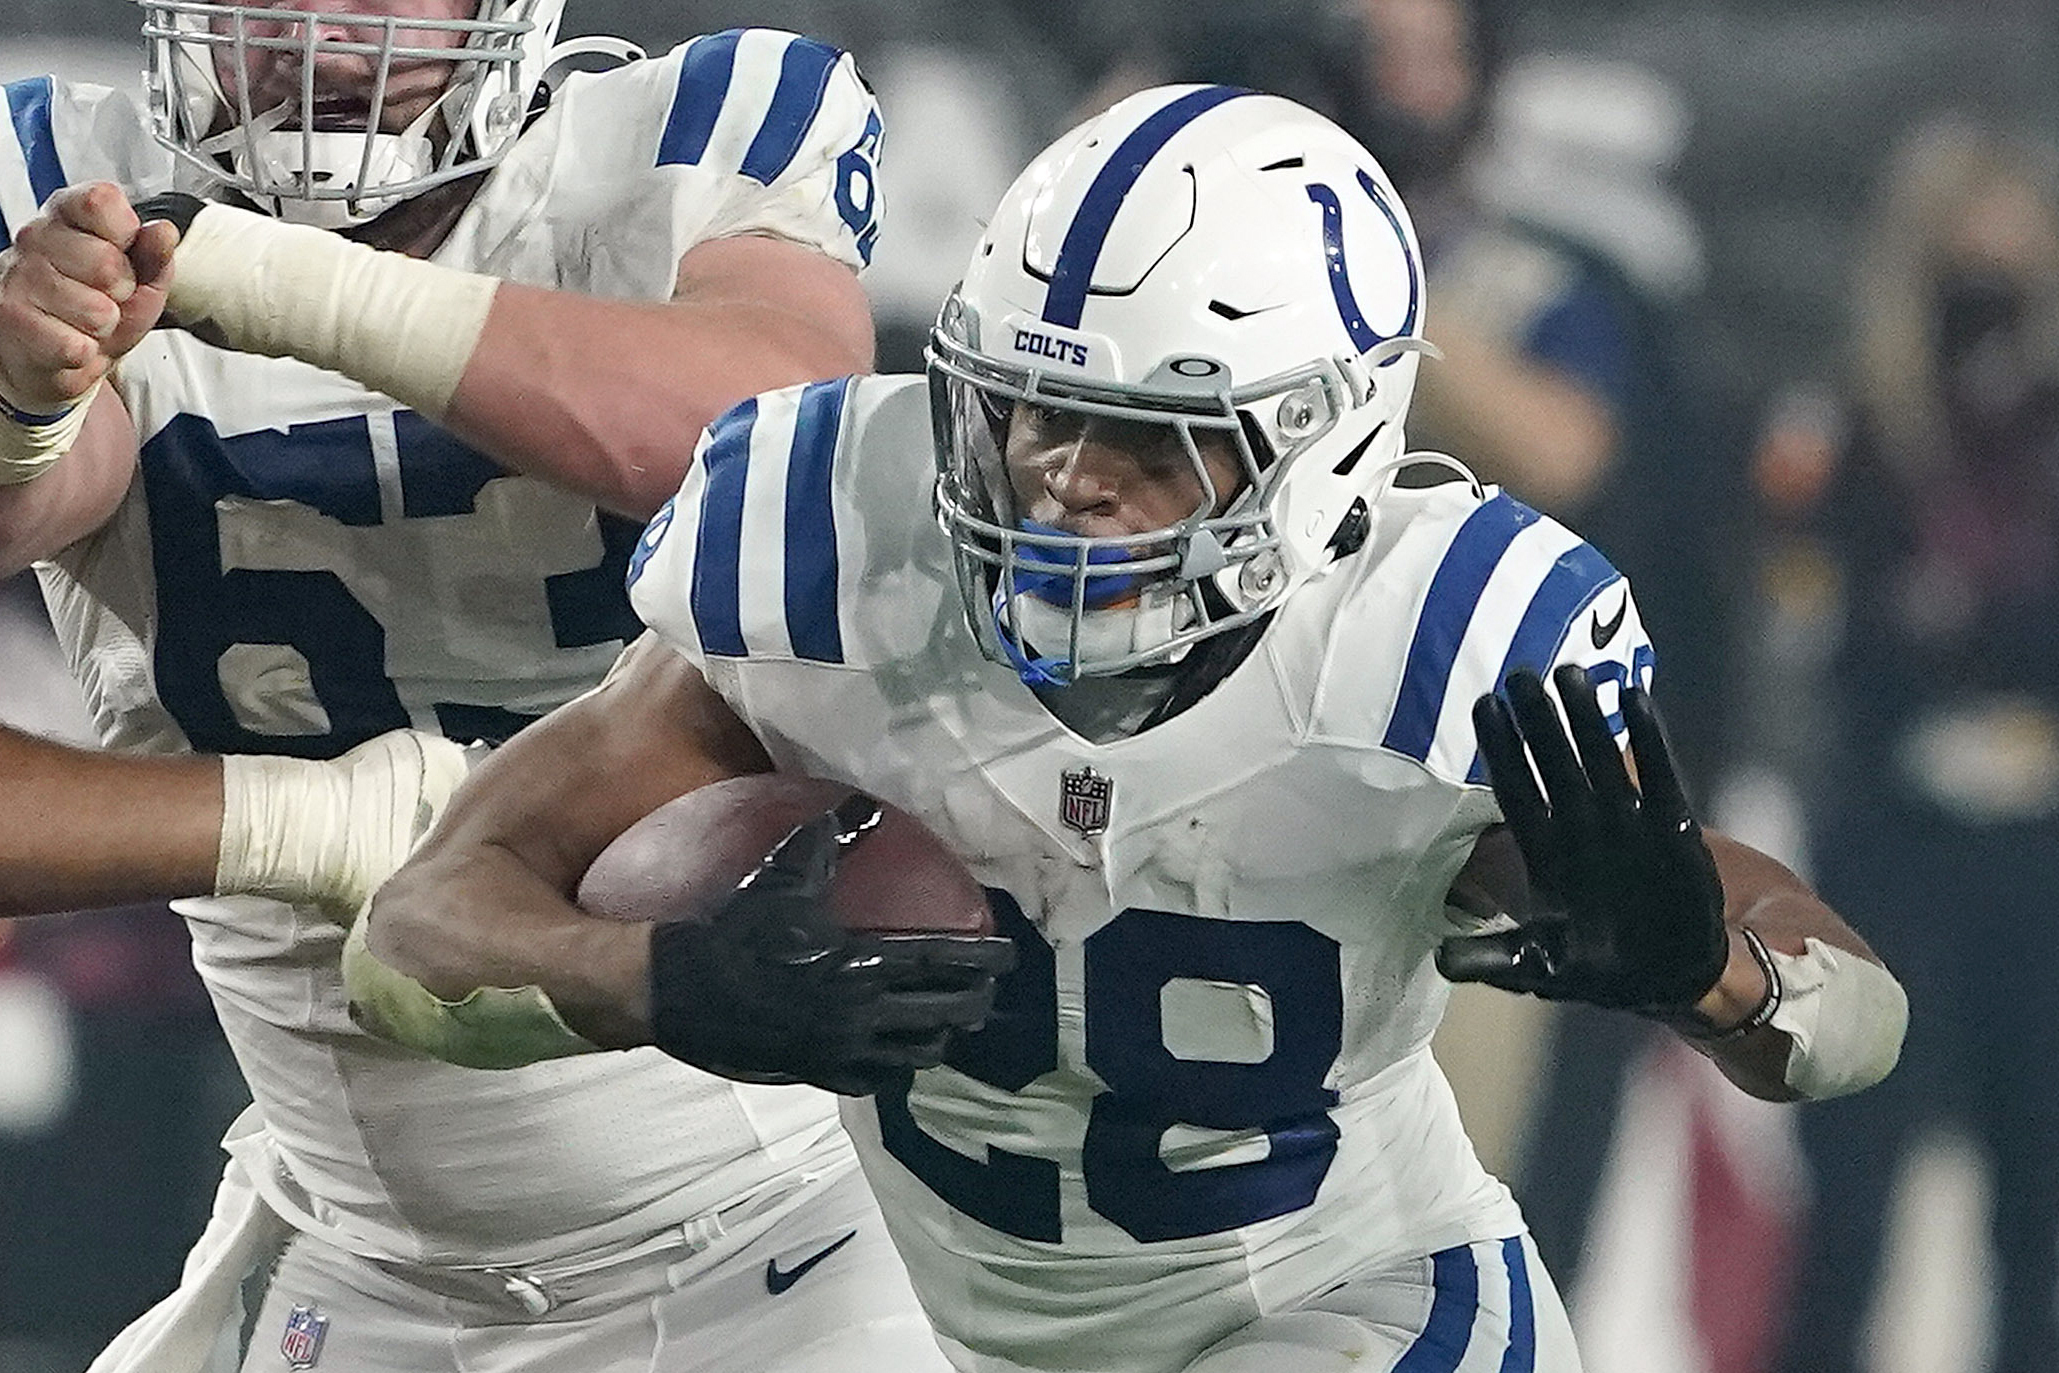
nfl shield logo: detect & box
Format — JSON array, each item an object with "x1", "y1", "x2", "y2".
[
  {"x1": 1059, "y1": 766, "x2": 1114, "y2": 836},
  {"x1": 280, "y1": 1305, "x2": 328, "y2": 1369}
]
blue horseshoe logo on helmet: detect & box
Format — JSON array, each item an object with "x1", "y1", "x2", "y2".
[{"x1": 1306, "y1": 170, "x2": 1421, "y2": 366}]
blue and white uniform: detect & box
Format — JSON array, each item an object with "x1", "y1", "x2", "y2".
[
  {"x1": 9, "y1": 39, "x2": 934, "y2": 1373},
  {"x1": 630, "y1": 375, "x2": 1654, "y2": 1373}
]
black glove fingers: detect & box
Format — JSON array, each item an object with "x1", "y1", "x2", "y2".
[
  {"x1": 1551, "y1": 663, "x2": 1639, "y2": 821},
  {"x1": 864, "y1": 984, "x2": 999, "y2": 1035},
  {"x1": 1473, "y1": 692, "x2": 1549, "y2": 830},
  {"x1": 1503, "y1": 670, "x2": 1598, "y2": 837},
  {"x1": 749, "y1": 812, "x2": 841, "y2": 896},
  {"x1": 1621, "y1": 687, "x2": 1692, "y2": 833},
  {"x1": 858, "y1": 933, "x2": 1019, "y2": 979},
  {"x1": 1435, "y1": 925, "x2": 1564, "y2": 998}
]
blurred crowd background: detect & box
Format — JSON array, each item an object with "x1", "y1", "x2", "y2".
[{"x1": 4, "y1": 1, "x2": 2058, "y2": 1370}]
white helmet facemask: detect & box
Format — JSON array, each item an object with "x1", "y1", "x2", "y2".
[
  {"x1": 137, "y1": 0, "x2": 565, "y2": 228},
  {"x1": 930, "y1": 85, "x2": 1435, "y2": 686}
]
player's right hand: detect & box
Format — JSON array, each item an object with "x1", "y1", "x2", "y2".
[
  {"x1": 0, "y1": 182, "x2": 180, "y2": 414},
  {"x1": 647, "y1": 793, "x2": 1018, "y2": 1096}
]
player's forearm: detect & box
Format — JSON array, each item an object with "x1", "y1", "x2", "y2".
[
  {"x1": 355, "y1": 634, "x2": 772, "y2": 1059},
  {"x1": 366, "y1": 840, "x2": 653, "y2": 1048},
  {"x1": 0, "y1": 724, "x2": 221, "y2": 917},
  {"x1": 447, "y1": 247, "x2": 872, "y2": 519},
  {"x1": 162, "y1": 202, "x2": 874, "y2": 522},
  {"x1": 1685, "y1": 832, "x2": 1906, "y2": 1101},
  {"x1": 0, "y1": 388, "x2": 140, "y2": 575}
]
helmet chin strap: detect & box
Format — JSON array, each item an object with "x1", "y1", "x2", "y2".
[
  {"x1": 193, "y1": 90, "x2": 450, "y2": 228},
  {"x1": 993, "y1": 585, "x2": 1191, "y2": 688}
]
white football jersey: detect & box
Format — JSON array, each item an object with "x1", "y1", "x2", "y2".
[
  {"x1": 629, "y1": 375, "x2": 1658, "y2": 1373},
  {"x1": 8, "y1": 35, "x2": 884, "y2": 1268}
]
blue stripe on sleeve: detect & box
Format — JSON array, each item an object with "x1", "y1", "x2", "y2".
[
  {"x1": 7, "y1": 77, "x2": 70, "y2": 206},
  {"x1": 1381, "y1": 494, "x2": 1541, "y2": 763},
  {"x1": 689, "y1": 397, "x2": 757, "y2": 656},
  {"x1": 738, "y1": 36, "x2": 842, "y2": 186},
  {"x1": 1498, "y1": 1238, "x2": 1537, "y2": 1373},
  {"x1": 782, "y1": 378, "x2": 848, "y2": 663},
  {"x1": 1394, "y1": 1243, "x2": 1480, "y2": 1372},
  {"x1": 656, "y1": 30, "x2": 742, "y2": 168},
  {"x1": 1461, "y1": 543, "x2": 1621, "y2": 783},
  {"x1": 1041, "y1": 85, "x2": 1249, "y2": 329}
]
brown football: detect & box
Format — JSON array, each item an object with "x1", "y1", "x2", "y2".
[{"x1": 576, "y1": 773, "x2": 993, "y2": 935}]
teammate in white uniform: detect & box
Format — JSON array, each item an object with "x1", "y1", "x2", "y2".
[{"x1": 0, "y1": 7, "x2": 966, "y2": 1372}]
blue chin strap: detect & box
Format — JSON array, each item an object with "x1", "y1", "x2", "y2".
[
  {"x1": 992, "y1": 522, "x2": 1143, "y2": 688},
  {"x1": 991, "y1": 596, "x2": 1074, "y2": 689}
]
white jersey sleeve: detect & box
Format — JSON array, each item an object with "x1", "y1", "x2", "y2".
[
  {"x1": 526, "y1": 27, "x2": 883, "y2": 288},
  {"x1": 1361, "y1": 484, "x2": 1657, "y2": 790},
  {"x1": 0, "y1": 75, "x2": 170, "y2": 245},
  {"x1": 628, "y1": 374, "x2": 940, "y2": 676}
]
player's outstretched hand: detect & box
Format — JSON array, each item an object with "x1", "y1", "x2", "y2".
[
  {"x1": 648, "y1": 792, "x2": 1017, "y2": 1096},
  {"x1": 0, "y1": 183, "x2": 178, "y2": 414},
  {"x1": 1436, "y1": 665, "x2": 1729, "y2": 1016}
]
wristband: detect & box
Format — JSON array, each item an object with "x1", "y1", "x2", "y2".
[
  {"x1": 0, "y1": 380, "x2": 100, "y2": 485},
  {"x1": 1698, "y1": 926, "x2": 1784, "y2": 1041},
  {"x1": 157, "y1": 197, "x2": 498, "y2": 418}
]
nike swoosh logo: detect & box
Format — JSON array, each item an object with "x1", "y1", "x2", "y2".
[
  {"x1": 764, "y1": 1229, "x2": 858, "y2": 1295},
  {"x1": 1590, "y1": 590, "x2": 1628, "y2": 650}
]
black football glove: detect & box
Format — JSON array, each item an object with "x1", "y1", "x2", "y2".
[
  {"x1": 648, "y1": 791, "x2": 1017, "y2": 1097},
  {"x1": 1435, "y1": 665, "x2": 1729, "y2": 1016}
]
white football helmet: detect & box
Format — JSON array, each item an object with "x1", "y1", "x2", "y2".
[
  {"x1": 930, "y1": 85, "x2": 1434, "y2": 685},
  {"x1": 137, "y1": 0, "x2": 565, "y2": 228}
]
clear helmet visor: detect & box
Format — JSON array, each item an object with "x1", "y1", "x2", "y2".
[
  {"x1": 138, "y1": 1, "x2": 548, "y2": 227},
  {"x1": 929, "y1": 320, "x2": 1343, "y2": 685}
]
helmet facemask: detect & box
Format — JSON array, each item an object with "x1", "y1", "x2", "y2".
[
  {"x1": 138, "y1": 0, "x2": 561, "y2": 228},
  {"x1": 930, "y1": 85, "x2": 1434, "y2": 690},
  {"x1": 931, "y1": 300, "x2": 1369, "y2": 686}
]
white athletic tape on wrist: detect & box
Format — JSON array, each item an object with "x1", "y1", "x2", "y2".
[
  {"x1": 342, "y1": 912, "x2": 599, "y2": 1069},
  {"x1": 1766, "y1": 936, "x2": 1909, "y2": 1099},
  {"x1": 0, "y1": 380, "x2": 101, "y2": 485},
  {"x1": 216, "y1": 730, "x2": 478, "y2": 918},
  {"x1": 166, "y1": 202, "x2": 497, "y2": 418}
]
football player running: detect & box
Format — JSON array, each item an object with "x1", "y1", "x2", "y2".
[
  {"x1": 333, "y1": 86, "x2": 1911, "y2": 1371},
  {"x1": 0, "y1": 5, "x2": 978, "y2": 1373}
]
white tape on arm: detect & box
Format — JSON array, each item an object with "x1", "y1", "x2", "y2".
[
  {"x1": 216, "y1": 731, "x2": 477, "y2": 918},
  {"x1": 0, "y1": 380, "x2": 101, "y2": 485},
  {"x1": 165, "y1": 203, "x2": 497, "y2": 418},
  {"x1": 1766, "y1": 936, "x2": 1909, "y2": 1099}
]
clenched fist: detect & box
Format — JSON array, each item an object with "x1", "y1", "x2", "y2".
[{"x1": 0, "y1": 182, "x2": 180, "y2": 415}]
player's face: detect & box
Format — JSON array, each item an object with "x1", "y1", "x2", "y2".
[
  {"x1": 1003, "y1": 404, "x2": 1247, "y2": 539},
  {"x1": 210, "y1": 0, "x2": 479, "y2": 134}
]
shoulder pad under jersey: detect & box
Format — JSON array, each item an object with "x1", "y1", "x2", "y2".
[
  {"x1": 627, "y1": 374, "x2": 939, "y2": 669},
  {"x1": 1323, "y1": 484, "x2": 1657, "y2": 786},
  {"x1": 540, "y1": 27, "x2": 883, "y2": 270}
]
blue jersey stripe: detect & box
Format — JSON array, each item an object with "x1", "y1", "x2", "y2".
[
  {"x1": 1461, "y1": 543, "x2": 1620, "y2": 783},
  {"x1": 690, "y1": 397, "x2": 757, "y2": 656},
  {"x1": 7, "y1": 77, "x2": 69, "y2": 207},
  {"x1": 738, "y1": 36, "x2": 841, "y2": 186},
  {"x1": 1041, "y1": 86, "x2": 1249, "y2": 329},
  {"x1": 1381, "y1": 494, "x2": 1541, "y2": 762},
  {"x1": 782, "y1": 378, "x2": 848, "y2": 662},
  {"x1": 1498, "y1": 1238, "x2": 1537, "y2": 1373},
  {"x1": 657, "y1": 29, "x2": 742, "y2": 168},
  {"x1": 1394, "y1": 1243, "x2": 1480, "y2": 1372}
]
